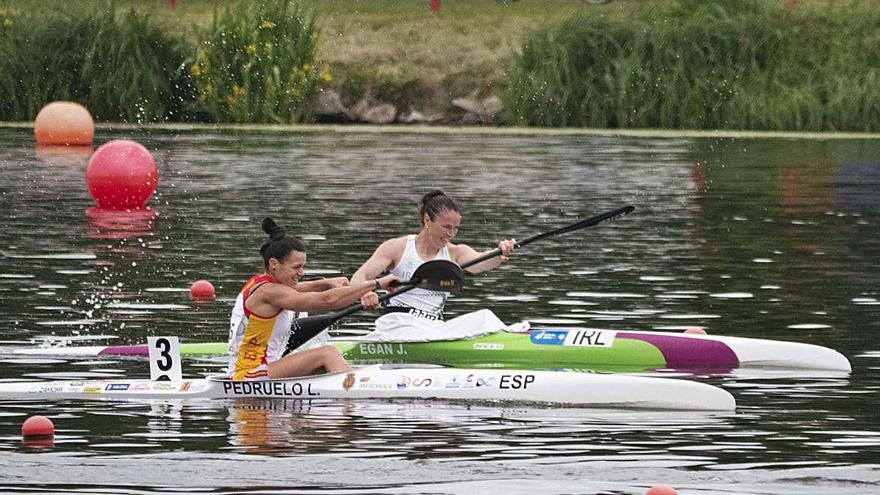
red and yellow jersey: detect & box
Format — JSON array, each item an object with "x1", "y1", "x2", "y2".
[{"x1": 226, "y1": 274, "x2": 294, "y2": 380}]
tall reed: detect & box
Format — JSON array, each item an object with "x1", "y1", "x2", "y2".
[
  {"x1": 190, "y1": 0, "x2": 326, "y2": 123},
  {"x1": 0, "y1": 3, "x2": 191, "y2": 122},
  {"x1": 505, "y1": 0, "x2": 880, "y2": 131}
]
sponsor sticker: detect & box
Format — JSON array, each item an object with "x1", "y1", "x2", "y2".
[
  {"x1": 342, "y1": 372, "x2": 356, "y2": 391},
  {"x1": 357, "y1": 383, "x2": 393, "y2": 390},
  {"x1": 530, "y1": 329, "x2": 568, "y2": 345},
  {"x1": 476, "y1": 377, "x2": 495, "y2": 387},
  {"x1": 105, "y1": 383, "x2": 130, "y2": 391},
  {"x1": 397, "y1": 376, "x2": 411, "y2": 390},
  {"x1": 82, "y1": 386, "x2": 103, "y2": 394},
  {"x1": 473, "y1": 343, "x2": 504, "y2": 350},
  {"x1": 445, "y1": 376, "x2": 462, "y2": 389}
]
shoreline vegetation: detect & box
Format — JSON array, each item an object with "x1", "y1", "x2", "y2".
[{"x1": 2, "y1": 0, "x2": 879, "y2": 131}]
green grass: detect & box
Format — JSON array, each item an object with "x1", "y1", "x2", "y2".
[
  {"x1": 504, "y1": 0, "x2": 880, "y2": 130},
  {"x1": 0, "y1": 2, "x2": 191, "y2": 122},
  {"x1": 2, "y1": 0, "x2": 880, "y2": 130},
  {"x1": 189, "y1": 0, "x2": 324, "y2": 123}
]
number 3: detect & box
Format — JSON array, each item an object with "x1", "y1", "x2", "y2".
[{"x1": 154, "y1": 337, "x2": 173, "y2": 371}]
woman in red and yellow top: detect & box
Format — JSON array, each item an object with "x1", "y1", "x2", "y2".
[{"x1": 227, "y1": 217, "x2": 398, "y2": 380}]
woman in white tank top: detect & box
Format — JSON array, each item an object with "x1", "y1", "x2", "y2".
[{"x1": 351, "y1": 190, "x2": 516, "y2": 320}]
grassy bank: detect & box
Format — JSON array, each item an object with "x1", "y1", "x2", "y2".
[
  {"x1": 2, "y1": 0, "x2": 879, "y2": 130},
  {"x1": 506, "y1": 0, "x2": 880, "y2": 131}
]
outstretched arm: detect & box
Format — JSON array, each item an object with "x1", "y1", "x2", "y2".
[
  {"x1": 351, "y1": 237, "x2": 405, "y2": 284},
  {"x1": 296, "y1": 277, "x2": 348, "y2": 293},
  {"x1": 249, "y1": 275, "x2": 398, "y2": 315}
]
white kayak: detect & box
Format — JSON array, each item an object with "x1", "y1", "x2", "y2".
[{"x1": 0, "y1": 366, "x2": 736, "y2": 411}]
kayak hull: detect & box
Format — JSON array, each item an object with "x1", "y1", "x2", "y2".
[
  {"x1": 0, "y1": 366, "x2": 735, "y2": 411},
  {"x1": 13, "y1": 328, "x2": 850, "y2": 372}
]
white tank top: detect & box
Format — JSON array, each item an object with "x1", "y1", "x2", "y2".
[{"x1": 388, "y1": 235, "x2": 451, "y2": 319}]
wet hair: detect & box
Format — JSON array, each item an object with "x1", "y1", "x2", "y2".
[
  {"x1": 259, "y1": 217, "x2": 306, "y2": 269},
  {"x1": 419, "y1": 190, "x2": 460, "y2": 226}
]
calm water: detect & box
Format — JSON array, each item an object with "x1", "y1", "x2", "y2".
[{"x1": 0, "y1": 127, "x2": 878, "y2": 494}]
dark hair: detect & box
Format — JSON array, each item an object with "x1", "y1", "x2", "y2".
[
  {"x1": 259, "y1": 217, "x2": 306, "y2": 269},
  {"x1": 419, "y1": 190, "x2": 459, "y2": 226}
]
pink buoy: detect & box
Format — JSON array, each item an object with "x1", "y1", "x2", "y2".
[
  {"x1": 190, "y1": 280, "x2": 216, "y2": 300},
  {"x1": 645, "y1": 484, "x2": 678, "y2": 495},
  {"x1": 684, "y1": 327, "x2": 707, "y2": 335},
  {"x1": 22, "y1": 415, "x2": 54, "y2": 439},
  {"x1": 34, "y1": 101, "x2": 94, "y2": 146},
  {"x1": 86, "y1": 139, "x2": 158, "y2": 210}
]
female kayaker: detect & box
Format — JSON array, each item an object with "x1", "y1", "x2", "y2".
[
  {"x1": 351, "y1": 190, "x2": 515, "y2": 321},
  {"x1": 227, "y1": 217, "x2": 398, "y2": 380}
]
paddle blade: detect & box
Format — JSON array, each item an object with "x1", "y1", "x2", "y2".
[
  {"x1": 286, "y1": 313, "x2": 337, "y2": 353},
  {"x1": 409, "y1": 259, "x2": 465, "y2": 292}
]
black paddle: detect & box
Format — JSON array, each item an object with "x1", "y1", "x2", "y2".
[
  {"x1": 285, "y1": 260, "x2": 465, "y2": 352},
  {"x1": 285, "y1": 205, "x2": 635, "y2": 353}
]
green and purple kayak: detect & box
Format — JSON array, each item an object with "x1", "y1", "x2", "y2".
[{"x1": 10, "y1": 328, "x2": 851, "y2": 372}]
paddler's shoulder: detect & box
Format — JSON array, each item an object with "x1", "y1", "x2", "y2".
[{"x1": 377, "y1": 235, "x2": 409, "y2": 253}]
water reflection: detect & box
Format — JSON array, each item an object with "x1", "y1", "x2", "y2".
[
  {"x1": 84, "y1": 207, "x2": 157, "y2": 241},
  {"x1": 227, "y1": 399, "x2": 357, "y2": 455},
  {"x1": 34, "y1": 145, "x2": 92, "y2": 168}
]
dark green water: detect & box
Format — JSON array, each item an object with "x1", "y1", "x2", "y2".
[{"x1": 0, "y1": 127, "x2": 878, "y2": 494}]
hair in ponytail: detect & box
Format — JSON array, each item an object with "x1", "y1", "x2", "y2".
[
  {"x1": 259, "y1": 217, "x2": 306, "y2": 269},
  {"x1": 418, "y1": 190, "x2": 459, "y2": 226}
]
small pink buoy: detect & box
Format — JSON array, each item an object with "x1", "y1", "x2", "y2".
[
  {"x1": 34, "y1": 101, "x2": 94, "y2": 146},
  {"x1": 86, "y1": 139, "x2": 158, "y2": 210},
  {"x1": 684, "y1": 328, "x2": 707, "y2": 335},
  {"x1": 22, "y1": 415, "x2": 54, "y2": 439},
  {"x1": 645, "y1": 484, "x2": 678, "y2": 495},
  {"x1": 190, "y1": 280, "x2": 216, "y2": 300}
]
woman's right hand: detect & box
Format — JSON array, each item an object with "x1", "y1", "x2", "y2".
[{"x1": 379, "y1": 274, "x2": 399, "y2": 293}]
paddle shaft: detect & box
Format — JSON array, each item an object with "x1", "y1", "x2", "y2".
[
  {"x1": 460, "y1": 205, "x2": 634, "y2": 270},
  {"x1": 285, "y1": 205, "x2": 635, "y2": 352}
]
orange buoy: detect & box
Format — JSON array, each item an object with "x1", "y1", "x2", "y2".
[
  {"x1": 86, "y1": 139, "x2": 158, "y2": 210},
  {"x1": 34, "y1": 101, "x2": 94, "y2": 146},
  {"x1": 645, "y1": 484, "x2": 678, "y2": 495},
  {"x1": 22, "y1": 415, "x2": 55, "y2": 439},
  {"x1": 190, "y1": 280, "x2": 216, "y2": 300}
]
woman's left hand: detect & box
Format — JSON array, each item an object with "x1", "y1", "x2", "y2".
[{"x1": 498, "y1": 239, "x2": 516, "y2": 261}]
